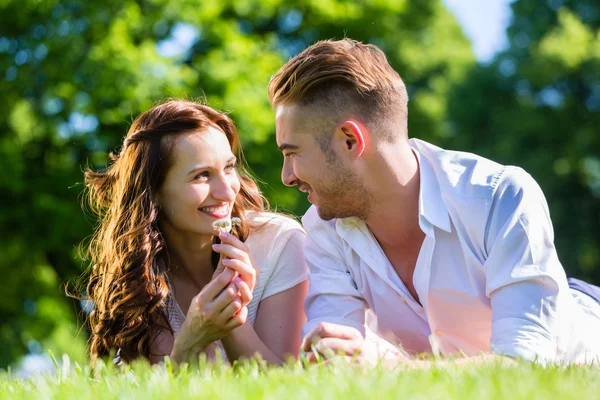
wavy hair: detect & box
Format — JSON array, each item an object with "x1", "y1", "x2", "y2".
[{"x1": 82, "y1": 100, "x2": 266, "y2": 363}]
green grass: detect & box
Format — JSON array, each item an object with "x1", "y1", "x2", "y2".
[{"x1": 1, "y1": 355, "x2": 599, "y2": 400}]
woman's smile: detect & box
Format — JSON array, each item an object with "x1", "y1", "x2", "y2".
[{"x1": 198, "y1": 203, "x2": 230, "y2": 219}]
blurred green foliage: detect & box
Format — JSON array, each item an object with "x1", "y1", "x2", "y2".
[
  {"x1": 0, "y1": 0, "x2": 598, "y2": 368},
  {"x1": 446, "y1": 0, "x2": 600, "y2": 284}
]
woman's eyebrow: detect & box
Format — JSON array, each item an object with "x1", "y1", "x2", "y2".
[{"x1": 186, "y1": 156, "x2": 237, "y2": 175}]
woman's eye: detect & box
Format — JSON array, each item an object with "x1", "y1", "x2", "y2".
[
  {"x1": 194, "y1": 171, "x2": 210, "y2": 180},
  {"x1": 225, "y1": 163, "x2": 236, "y2": 172}
]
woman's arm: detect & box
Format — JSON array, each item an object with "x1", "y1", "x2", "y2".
[
  {"x1": 221, "y1": 280, "x2": 308, "y2": 364},
  {"x1": 150, "y1": 279, "x2": 308, "y2": 365},
  {"x1": 149, "y1": 329, "x2": 175, "y2": 365},
  {"x1": 215, "y1": 224, "x2": 309, "y2": 364}
]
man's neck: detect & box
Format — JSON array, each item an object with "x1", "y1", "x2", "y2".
[{"x1": 364, "y1": 141, "x2": 423, "y2": 248}]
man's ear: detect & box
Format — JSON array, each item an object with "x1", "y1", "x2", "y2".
[{"x1": 338, "y1": 120, "x2": 365, "y2": 158}]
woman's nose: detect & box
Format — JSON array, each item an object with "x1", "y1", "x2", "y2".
[{"x1": 212, "y1": 175, "x2": 237, "y2": 201}]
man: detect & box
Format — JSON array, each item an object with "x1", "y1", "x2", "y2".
[{"x1": 268, "y1": 38, "x2": 600, "y2": 366}]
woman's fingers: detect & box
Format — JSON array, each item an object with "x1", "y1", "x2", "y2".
[
  {"x1": 224, "y1": 305, "x2": 248, "y2": 330},
  {"x1": 216, "y1": 295, "x2": 243, "y2": 324},
  {"x1": 218, "y1": 232, "x2": 250, "y2": 252},
  {"x1": 213, "y1": 233, "x2": 257, "y2": 273},
  {"x1": 198, "y1": 268, "x2": 236, "y2": 302},
  {"x1": 211, "y1": 280, "x2": 239, "y2": 311},
  {"x1": 212, "y1": 232, "x2": 259, "y2": 289},
  {"x1": 222, "y1": 258, "x2": 256, "y2": 290},
  {"x1": 213, "y1": 257, "x2": 239, "y2": 282},
  {"x1": 212, "y1": 243, "x2": 249, "y2": 263},
  {"x1": 234, "y1": 277, "x2": 253, "y2": 306}
]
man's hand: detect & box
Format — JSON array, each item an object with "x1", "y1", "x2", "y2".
[
  {"x1": 301, "y1": 322, "x2": 371, "y2": 364},
  {"x1": 301, "y1": 322, "x2": 517, "y2": 369}
]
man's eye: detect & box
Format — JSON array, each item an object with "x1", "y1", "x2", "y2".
[{"x1": 284, "y1": 152, "x2": 295, "y2": 158}]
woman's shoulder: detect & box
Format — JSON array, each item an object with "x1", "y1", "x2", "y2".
[
  {"x1": 246, "y1": 211, "x2": 305, "y2": 238},
  {"x1": 244, "y1": 211, "x2": 308, "y2": 303},
  {"x1": 243, "y1": 211, "x2": 305, "y2": 261}
]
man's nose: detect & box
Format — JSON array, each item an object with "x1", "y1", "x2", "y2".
[{"x1": 281, "y1": 160, "x2": 297, "y2": 187}]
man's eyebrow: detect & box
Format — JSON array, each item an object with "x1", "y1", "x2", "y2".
[{"x1": 278, "y1": 143, "x2": 300, "y2": 151}]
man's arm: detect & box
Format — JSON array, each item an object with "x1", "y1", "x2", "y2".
[
  {"x1": 303, "y1": 230, "x2": 368, "y2": 337},
  {"x1": 302, "y1": 225, "x2": 418, "y2": 364},
  {"x1": 483, "y1": 166, "x2": 566, "y2": 363}
]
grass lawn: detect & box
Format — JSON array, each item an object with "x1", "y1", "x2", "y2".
[{"x1": 1, "y1": 355, "x2": 599, "y2": 400}]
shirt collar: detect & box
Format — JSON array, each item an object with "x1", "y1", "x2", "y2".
[
  {"x1": 335, "y1": 215, "x2": 363, "y2": 239},
  {"x1": 410, "y1": 139, "x2": 452, "y2": 233}
]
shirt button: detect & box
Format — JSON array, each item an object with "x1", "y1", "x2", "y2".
[{"x1": 434, "y1": 329, "x2": 443, "y2": 337}]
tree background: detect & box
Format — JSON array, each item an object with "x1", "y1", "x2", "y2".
[{"x1": 0, "y1": 0, "x2": 598, "y2": 368}]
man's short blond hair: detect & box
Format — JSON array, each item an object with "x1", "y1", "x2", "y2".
[{"x1": 268, "y1": 38, "x2": 409, "y2": 142}]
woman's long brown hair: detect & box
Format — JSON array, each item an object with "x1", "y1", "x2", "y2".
[{"x1": 82, "y1": 100, "x2": 266, "y2": 363}]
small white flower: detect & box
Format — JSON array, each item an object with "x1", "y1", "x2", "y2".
[
  {"x1": 212, "y1": 217, "x2": 241, "y2": 234},
  {"x1": 212, "y1": 219, "x2": 232, "y2": 233}
]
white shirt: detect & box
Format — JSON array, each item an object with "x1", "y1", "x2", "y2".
[
  {"x1": 302, "y1": 138, "x2": 600, "y2": 364},
  {"x1": 167, "y1": 212, "x2": 308, "y2": 360}
]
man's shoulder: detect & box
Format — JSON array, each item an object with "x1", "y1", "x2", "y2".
[
  {"x1": 490, "y1": 166, "x2": 544, "y2": 209},
  {"x1": 414, "y1": 139, "x2": 546, "y2": 231},
  {"x1": 412, "y1": 138, "x2": 508, "y2": 199}
]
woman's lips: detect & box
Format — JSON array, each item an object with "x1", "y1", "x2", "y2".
[{"x1": 198, "y1": 204, "x2": 229, "y2": 218}]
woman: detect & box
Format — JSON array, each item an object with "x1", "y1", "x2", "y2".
[{"x1": 83, "y1": 100, "x2": 308, "y2": 365}]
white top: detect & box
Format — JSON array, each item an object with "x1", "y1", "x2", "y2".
[
  {"x1": 302, "y1": 138, "x2": 600, "y2": 364},
  {"x1": 167, "y1": 212, "x2": 307, "y2": 358}
]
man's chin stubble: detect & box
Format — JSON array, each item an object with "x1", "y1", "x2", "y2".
[{"x1": 316, "y1": 201, "x2": 371, "y2": 221}]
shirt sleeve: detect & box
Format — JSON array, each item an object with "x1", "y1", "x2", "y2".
[
  {"x1": 261, "y1": 226, "x2": 308, "y2": 300},
  {"x1": 302, "y1": 224, "x2": 368, "y2": 338},
  {"x1": 484, "y1": 166, "x2": 568, "y2": 363}
]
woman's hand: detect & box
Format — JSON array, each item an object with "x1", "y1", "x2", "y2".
[
  {"x1": 211, "y1": 231, "x2": 258, "y2": 306},
  {"x1": 171, "y1": 267, "x2": 248, "y2": 363}
]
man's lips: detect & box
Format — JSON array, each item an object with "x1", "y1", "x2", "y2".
[
  {"x1": 297, "y1": 184, "x2": 314, "y2": 203},
  {"x1": 298, "y1": 185, "x2": 312, "y2": 194}
]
